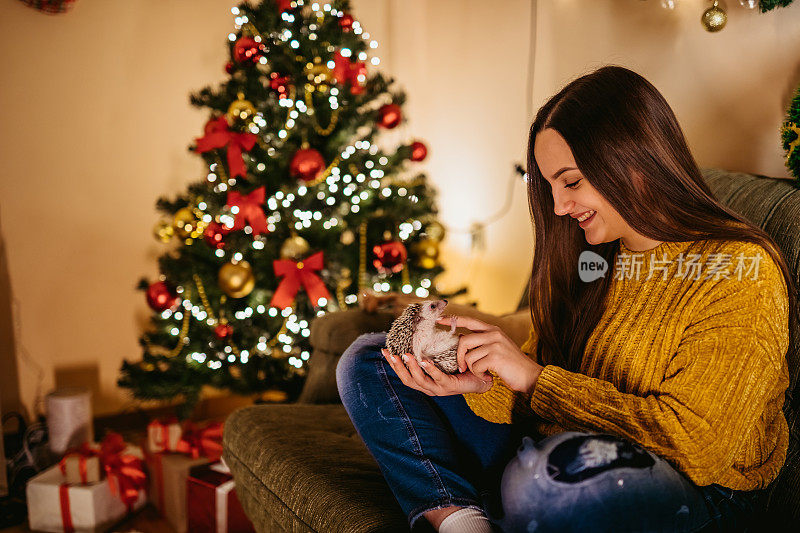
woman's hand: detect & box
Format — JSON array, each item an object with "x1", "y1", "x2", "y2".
[
  {"x1": 436, "y1": 315, "x2": 544, "y2": 395},
  {"x1": 381, "y1": 348, "x2": 493, "y2": 396},
  {"x1": 359, "y1": 290, "x2": 425, "y2": 317}
]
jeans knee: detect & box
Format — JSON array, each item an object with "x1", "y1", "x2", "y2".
[{"x1": 335, "y1": 332, "x2": 387, "y2": 399}]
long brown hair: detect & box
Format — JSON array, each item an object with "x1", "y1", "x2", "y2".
[{"x1": 526, "y1": 65, "x2": 798, "y2": 373}]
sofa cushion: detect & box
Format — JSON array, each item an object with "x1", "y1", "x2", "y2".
[{"x1": 223, "y1": 404, "x2": 430, "y2": 532}]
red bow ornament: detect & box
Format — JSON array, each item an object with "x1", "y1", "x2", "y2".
[
  {"x1": 174, "y1": 421, "x2": 224, "y2": 462},
  {"x1": 100, "y1": 432, "x2": 147, "y2": 511},
  {"x1": 195, "y1": 116, "x2": 258, "y2": 179},
  {"x1": 270, "y1": 250, "x2": 332, "y2": 309},
  {"x1": 332, "y1": 51, "x2": 366, "y2": 95},
  {"x1": 225, "y1": 187, "x2": 269, "y2": 235}
]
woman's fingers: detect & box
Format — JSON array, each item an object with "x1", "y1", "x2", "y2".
[
  {"x1": 381, "y1": 349, "x2": 434, "y2": 394},
  {"x1": 436, "y1": 315, "x2": 497, "y2": 332},
  {"x1": 402, "y1": 353, "x2": 437, "y2": 391},
  {"x1": 455, "y1": 331, "x2": 503, "y2": 372},
  {"x1": 464, "y1": 344, "x2": 494, "y2": 380},
  {"x1": 418, "y1": 357, "x2": 447, "y2": 383},
  {"x1": 381, "y1": 348, "x2": 413, "y2": 386}
]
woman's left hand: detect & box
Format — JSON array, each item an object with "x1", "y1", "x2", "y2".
[{"x1": 437, "y1": 315, "x2": 544, "y2": 395}]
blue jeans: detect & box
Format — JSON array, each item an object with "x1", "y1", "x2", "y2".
[{"x1": 336, "y1": 332, "x2": 767, "y2": 532}]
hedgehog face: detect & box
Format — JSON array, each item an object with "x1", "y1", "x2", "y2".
[{"x1": 417, "y1": 299, "x2": 448, "y2": 321}]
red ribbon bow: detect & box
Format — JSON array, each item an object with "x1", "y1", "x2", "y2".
[
  {"x1": 225, "y1": 187, "x2": 269, "y2": 235},
  {"x1": 332, "y1": 51, "x2": 366, "y2": 95},
  {"x1": 100, "y1": 432, "x2": 147, "y2": 510},
  {"x1": 59, "y1": 443, "x2": 99, "y2": 484},
  {"x1": 270, "y1": 251, "x2": 332, "y2": 309},
  {"x1": 195, "y1": 116, "x2": 257, "y2": 179},
  {"x1": 174, "y1": 421, "x2": 224, "y2": 462}
]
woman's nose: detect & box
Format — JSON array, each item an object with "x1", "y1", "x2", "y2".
[{"x1": 552, "y1": 191, "x2": 574, "y2": 217}]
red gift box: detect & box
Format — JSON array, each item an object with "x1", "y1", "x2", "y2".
[{"x1": 186, "y1": 462, "x2": 255, "y2": 533}]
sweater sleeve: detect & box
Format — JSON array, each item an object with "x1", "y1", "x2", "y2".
[
  {"x1": 529, "y1": 251, "x2": 790, "y2": 486},
  {"x1": 462, "y1": 326, "x2": 539, "y2": 424}
]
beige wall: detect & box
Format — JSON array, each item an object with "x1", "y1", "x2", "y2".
[{"x1": 1, "y1": 0, "x2": 798, "y2": 417}]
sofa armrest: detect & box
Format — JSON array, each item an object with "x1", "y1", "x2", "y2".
[{"x1": 298, "y1": 309, "x2": 395, "y2": 404}]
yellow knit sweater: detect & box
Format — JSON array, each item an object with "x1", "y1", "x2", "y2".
[{"x1": 463, "y1": 238, "x2": 790, "y2": 490}]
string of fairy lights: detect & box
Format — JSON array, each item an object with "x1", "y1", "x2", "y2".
[{"x1": 152, "y1": 1, "x2": 436, "y2": 372}]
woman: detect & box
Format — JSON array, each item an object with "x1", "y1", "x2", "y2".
[{"x1": 336, "y1": 66, "x2": 796, "y2": 532}]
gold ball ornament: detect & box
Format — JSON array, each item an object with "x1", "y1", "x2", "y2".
[
  {"x1": 340, "y1": 229, "x2": 355, "y2": 245},
  {"x1": 173, "y1": 207, "x2": 198, "y2": 239},
  {"x1": 412, "y1": 238, "x2": 440, "y2": 270},
  {"x1": 218, "y1": 261, "x2": 255, "y2": 298},
  {"x1": 382, "y1": 230, "x2": 392, "y2": 241},
  {"x1": 701, "y1": 1, "x2": 727, "y2": 32},
  {"x1": 153, "y1": 219, "x2": 174, "y2": 242},
  {"x1": 280, "y1": 235, "x2": 311, "y2": 260},
  {"x1": 424, "y1": 221, "x2": 446, "y2": 242},
  {"x1": 226, "y1": 92, "x2": 257, "y2": 124}
]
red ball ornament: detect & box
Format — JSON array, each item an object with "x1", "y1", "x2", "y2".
[
  {"x1": 410, "y1": 141, "x2": 428, "y2": 162},
  {"x1": 269, "y1": 72, "x2": 291, "y2": 99},
  {"x1": 373, "y1": 241, "x2": 408, "y2": 274},
  {"x1": 214, "y1": 323, "x2": 233, "y2": 339},
  {"x1": 233, "y1": 37, "x2": 265, "y2": 64},
  {"x1": 339, "y1": 13, "x2": 354, "y2": 31},
  {"x1": 225, "y1": 61, "x2": 235, "y2": 74},
  {"x1": 146, "y1": 281, "x2": 180, "y2": 313},
  {"x1": 378, "y1": 104, "x2": 402, "y2": 129},
  {"x1": 290, "y1": 148, "x2": 326, "y2": 182},
  {"x1": 203, "y1": 222, "x2": 227, "y2": 249}
]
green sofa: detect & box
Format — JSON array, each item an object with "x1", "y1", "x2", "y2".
[{"x1": 223, "y1": 168, "x2": 800, "y2": 532}]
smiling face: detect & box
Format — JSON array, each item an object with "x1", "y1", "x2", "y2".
[{"x1": 534, "y1": 128, "x2": 656, "y2": 250}]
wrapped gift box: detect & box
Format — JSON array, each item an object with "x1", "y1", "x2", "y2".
[
  {"x1": 145, "y1": 451, "x2": 208, "y2": 533},
  {"x1": 186, "y1": 462, "x2": 255, "y2": 533},
  {"x1": 27, "y1": 463, "x2": 146, "y2": 532},
  {"x1": 146, "y1": 418, "x2": 183, "y2": 454},
  {"x1": 60, "y1": 453, "x2": 101, "y2": 485}
]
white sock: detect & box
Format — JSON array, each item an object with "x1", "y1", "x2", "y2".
[{"x1": 437, "y1": 507, "x2": 493, "y2": 533}]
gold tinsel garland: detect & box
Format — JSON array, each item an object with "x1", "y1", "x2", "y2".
[
  {"x1": 304, "y1": 85, "x2": 340, "y2": 136},
  {"x1": 358, "y1": 220, "x2": 368, "y2": 290}
]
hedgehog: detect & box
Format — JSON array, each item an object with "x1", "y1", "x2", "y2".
[{"x1": 385, "y1": 299, "x2": 460, "y2": 374}]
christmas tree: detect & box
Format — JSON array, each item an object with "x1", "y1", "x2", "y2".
[
  {"x1": 759, "y1": 0, "x2": 795, "y2": 12},
  {"x1": 119, "y1": 0, "x2": 447, "y2": 414},
  {"x1": 782, "y1": 83, "x2": 800, "y2": 185}
]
